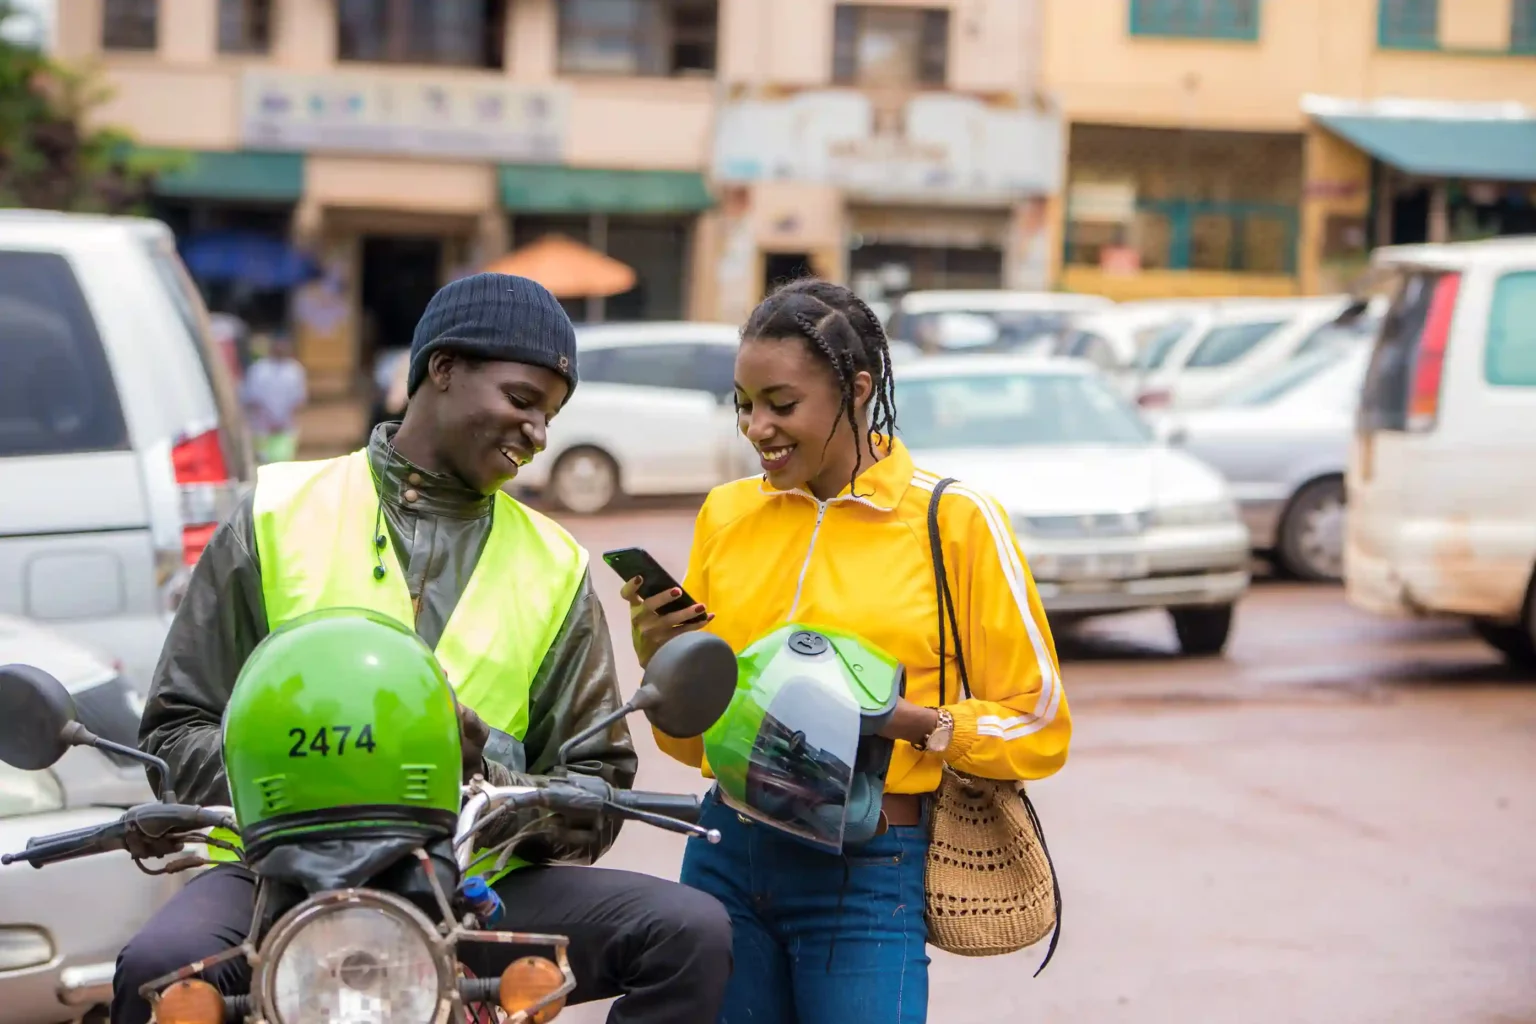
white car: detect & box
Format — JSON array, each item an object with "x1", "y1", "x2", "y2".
[
  {"x1": 887, "y1": 290, "x2": 1113, "y2": 356},
  {"x1": 1166, "y1": 341, "x2": 1372, "y2": 582},
  {"x1": 1347, "y1": 237, "x2": 1536, "y2": 669},
  {"x1": 0, "y1": 614, "x2": 184, "y2": 1024},
  {"x1": 894, "y1": 357, "x2": 1251, "y2": 656},
  {"x1": 1055, "y1": 300, "x2": 1213, "y2": 399},
  {"x1": 509, "y1": 322, "x2": 755, "y2": 514},
  {"x1": 1135, "y1": 296, "x2": 1371, "y2": 411},
  {"x1": 0, "y1": 211, "x2": 255, "y2": 693}
]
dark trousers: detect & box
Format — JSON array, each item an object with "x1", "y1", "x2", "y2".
[{"x1": 111, "y1": 864, "x2": 732, "y2": 1024}]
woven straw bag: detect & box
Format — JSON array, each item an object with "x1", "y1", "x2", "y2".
[{"x1": 923, "y1": 479, "x2": 1062, "y2": 970}]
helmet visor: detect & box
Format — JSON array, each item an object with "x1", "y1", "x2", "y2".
[{"x1": 717, "y1": 669, "x2": 861, "y2": 853}]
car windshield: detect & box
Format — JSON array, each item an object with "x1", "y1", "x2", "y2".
[
  {"x1": 1224, "y1": 343, "x2": 1371, "y2": 409},
  {"x1": 895, "y1": 371, "x2": 1153, "y2": 449},
  {"x1": 1222, "y1": 345, "x2": 1353, "y2": 407},
  {"x1": 1137, "y1": 318, "x2": 1194, "y2": 369}
]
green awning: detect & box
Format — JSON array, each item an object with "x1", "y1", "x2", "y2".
[
  {"x1": 1315, "y1": 114, "x2": 1536, "y2": 182},
  {"x1": 499, "y1": 165, "x2": 713, "y2": 214},
  {"x1": 132, "y1": 148, "x2": 305, "y2": 202}
]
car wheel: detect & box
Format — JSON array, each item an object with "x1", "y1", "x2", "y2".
[
  {"x1": 1471, "y1": 617, "x2": 1536, "y2": 670},
  {"x1": 1171, "y1": 604, "x2": 1234, "y2": 657},
  {"x1": 1277, "y1": 477, "x2": 1346, "y2": 583},
  {"x1": 548, "y1": 447, "x2": 620, "y2": 515}
]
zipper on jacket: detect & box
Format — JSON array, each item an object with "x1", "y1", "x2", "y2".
[{"x1": 786, "y1": 499, "x2": 829, "y2": 620}]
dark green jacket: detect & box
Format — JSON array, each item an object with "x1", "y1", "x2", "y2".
[{"x1": 137, "y1": 423, "x2": 635, "y2": 865}]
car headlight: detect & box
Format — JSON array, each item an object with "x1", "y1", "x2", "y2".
[
  {"x1": 256, "y1": 890, "x2": 450, "y2": 1024},
  {"x1": 1150, "y1": 499, "x2": 1238, "y2": 528}
]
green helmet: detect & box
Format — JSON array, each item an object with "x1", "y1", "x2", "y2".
[
  {"x1": 702, "y1": 624, "x2": 902, "y2": 853},
  {"x1": 222, "y1": 608, "x2": 462, "y2": 853}
]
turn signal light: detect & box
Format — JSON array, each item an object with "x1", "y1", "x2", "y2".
[
  {"x1": 155, "y1": 979, "x2": 225, "y2": 1024},
  {"x1": 500, "y1": 956, "x2": 567, "y2": 1022}
]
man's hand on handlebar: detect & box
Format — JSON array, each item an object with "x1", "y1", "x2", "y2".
[{"x1": 458, "y1": 703, "x2": 491, "y2": 782}]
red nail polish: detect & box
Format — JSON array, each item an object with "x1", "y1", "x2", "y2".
[{"x1": 672, "y1": 588, "x2": 681, "y2": 597}]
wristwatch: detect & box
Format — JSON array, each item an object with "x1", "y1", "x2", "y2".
[{"x1": 914, "y1": 708, "x2": 954, "y2": 754}]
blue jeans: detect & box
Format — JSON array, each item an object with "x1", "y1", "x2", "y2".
[{"x1": 680, "y1": 787, "x2": 931, "y2": 1024}]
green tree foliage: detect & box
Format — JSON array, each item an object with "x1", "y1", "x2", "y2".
[{"x1": 0, "y1": 0, "x2": 181, "y2": 212}]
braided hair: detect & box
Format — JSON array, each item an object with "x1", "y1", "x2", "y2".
[{"x1": 740, "y1": 278, "x2": 899, "y2": 498}]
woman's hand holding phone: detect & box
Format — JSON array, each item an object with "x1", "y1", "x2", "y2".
[{"x1": 621, "y1": 577, "x2": 714, "y2": 668}]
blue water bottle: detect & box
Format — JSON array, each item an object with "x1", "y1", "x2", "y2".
[{"x1": 459, "y1": 875, "x2": 505, "y2": 927}]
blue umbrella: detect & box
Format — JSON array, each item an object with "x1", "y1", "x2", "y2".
[{"x1": 180, "y1": 231, "x2": 322, "y2": 291}]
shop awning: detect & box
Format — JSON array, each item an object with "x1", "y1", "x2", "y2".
[
  {"x1": 498, "y1": 165, "x2": 713, "y2": 214},
  {"x1": 132, "y1": 148, "x2": 306, "y2": 202},
  {"x1": 1314, "y1": 113, "x2": 1536, "y2": 182}
]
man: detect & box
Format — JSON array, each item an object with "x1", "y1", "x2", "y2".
[
  {"x1": 238, "y1": 333, "x2": 307, "y2": 464},
  {"x1": 114, "y1": 274, "x2": 732, "y2": 1024}
]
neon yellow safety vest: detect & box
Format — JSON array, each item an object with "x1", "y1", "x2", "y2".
[{"x1": 206, "y1": 449, "x2": 588, "y2": 883}]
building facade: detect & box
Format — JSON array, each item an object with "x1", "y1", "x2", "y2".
[
  {"x1": 58, "y1": 0, "x2": 1059, "y2": 395},
  {"x1": 1044, "y1": 0, "x2": 1536, "y2": 300}
]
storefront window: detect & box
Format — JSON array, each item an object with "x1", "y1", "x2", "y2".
[
  {"x1": 1514, "y1": 0, "x2": 1536, "y2": 53},
  {"x1": 832, "y1": 5, "x2": 948, "y2": 87},
  {"x1": 558, "y1": 0, "x2": 718, "y2": 77},
  {"x1": 1378, "y1": 0, "x2": 1438, "y2": 49},
  {"x1": 219, "y1": 0, "x2": 272, "y2": 54},
  {"x1": 1129, "y1": 0, "x2": 1260, "y2": 40},
  {"x1": 337, "y1": 0, "x2": 507, "y2": 68},
  {"x1": 1064, "y1": 125, "x2": 1302, "y2": 275},
  {"x1": 102, "y1": 0, "x2": 157, "y2": 50}
]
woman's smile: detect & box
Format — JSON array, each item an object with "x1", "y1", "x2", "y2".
[{"x1": 757, "y1": 444, "x2": 797, "y2": 473}]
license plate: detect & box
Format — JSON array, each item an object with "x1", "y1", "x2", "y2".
[{"x1": 1056, "y1": 553, "x2": 1146, "y2": 580}]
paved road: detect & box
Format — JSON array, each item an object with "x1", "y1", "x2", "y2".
[{"x1": 552, "y1": 506, "x2": 1536, "y2": 1024}]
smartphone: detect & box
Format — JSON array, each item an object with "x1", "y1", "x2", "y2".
[{"x1": 601, "y1": 547, "x2": 706, "y2": 623}]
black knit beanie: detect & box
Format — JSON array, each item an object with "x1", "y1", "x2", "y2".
[{"x1": 407, "y1": 273, "x2": 578, "y2": 399}]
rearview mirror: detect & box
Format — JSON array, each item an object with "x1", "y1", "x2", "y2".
[
  {"x1": 0, "y1": 664, "x2": 78, "y2": 770},
  {"x1": 553, "y1": 632, "x2": 739, "y2": 765},
  {"x1": 634, "y1": 632, "x2": 738, "y2": 739}
]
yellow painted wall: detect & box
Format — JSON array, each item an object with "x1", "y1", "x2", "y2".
[
  {"x1": 1044, "y1": 0, "x2": 1536, "y2": 130},
  {"x1": 1062, "y1": 266, "x2": 1300, "y2": 301},
  {"x1": 1300, "y1": 126, "x2": 1373, "y2": 296}
]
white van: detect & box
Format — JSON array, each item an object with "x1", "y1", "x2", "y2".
[
  {"x1": 0, "y1": 211, "x2": 255, "y2": 692},
  {"x1": 1345, "y1": 237, "x2": 1536, "y2": 668}
]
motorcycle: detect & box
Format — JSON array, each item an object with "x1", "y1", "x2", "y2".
[{"x1": 0, "y1": 626, "x2": 739, "y2": 1024}]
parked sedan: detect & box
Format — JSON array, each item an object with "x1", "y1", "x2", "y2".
[
  {"x1": 894, "y1": 357, "x2": 1251, "y2": 656},
  {"x1": 509, "y1": 322, "x2": 757, "y2": 514},
  {"x1": 1162, "y1": 341, "x2": 1371, "y2": 582},
  {"x1": 0, "y1": 615, "x2": 183, "y2": 1024},
  {"x1": 1135, "y1": 295, "x2": 1375, "y2": 411}
]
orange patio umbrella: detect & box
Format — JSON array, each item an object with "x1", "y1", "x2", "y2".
[{"x1": 481, "y1": 234, "x2": 637, "y2": 300}]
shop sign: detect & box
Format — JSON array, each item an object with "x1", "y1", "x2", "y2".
[
  {"x1": 713, "y1": 90, "x2": 1063, "y2": 203},
  {"x1": 240, "y1": 70, "x2": 569, "y2": 163}
]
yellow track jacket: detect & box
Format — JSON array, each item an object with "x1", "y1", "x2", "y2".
[{"x1": 654, "y1": 437, "x2": 1070, "y2": 793}]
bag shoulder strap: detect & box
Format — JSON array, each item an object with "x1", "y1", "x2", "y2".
[
  {"x1": 929, "y1": 478, "x2": 1063, "y2": 977},
  {"x1": 927, "y1": 478, "x2": 970, "y2": 706}
]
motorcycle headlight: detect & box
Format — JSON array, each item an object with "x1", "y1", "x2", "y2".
[
  {"x1": 1150, "y1": 498, "x2": 1239, "y2": 528},
  {"x1": 256, "y1": 890, "x2": 451, "y2": 1024}
]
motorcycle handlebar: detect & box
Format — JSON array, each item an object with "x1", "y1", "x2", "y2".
[
  {"x1": 1, "y1": 804, "x2": 234, "y2": 869},
  {"x1": 609, "y1": 790, "x2": 703, "y2": 824}
]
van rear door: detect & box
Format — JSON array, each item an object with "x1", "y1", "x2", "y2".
[{"x1": 0, "y1": 248, "x2": 157, "y2": 628}]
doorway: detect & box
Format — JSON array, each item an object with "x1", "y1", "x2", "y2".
[
  {"x1": 360, "y1": 235, "x2": 443, "y2": 375},
  {"x1": 763, "y1": 252, "x2": 814, "y2": 296}
]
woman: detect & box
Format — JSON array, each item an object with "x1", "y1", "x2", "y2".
[{"x1": 623, "y1": 279, "x2": 1071, "y2": 1024}]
